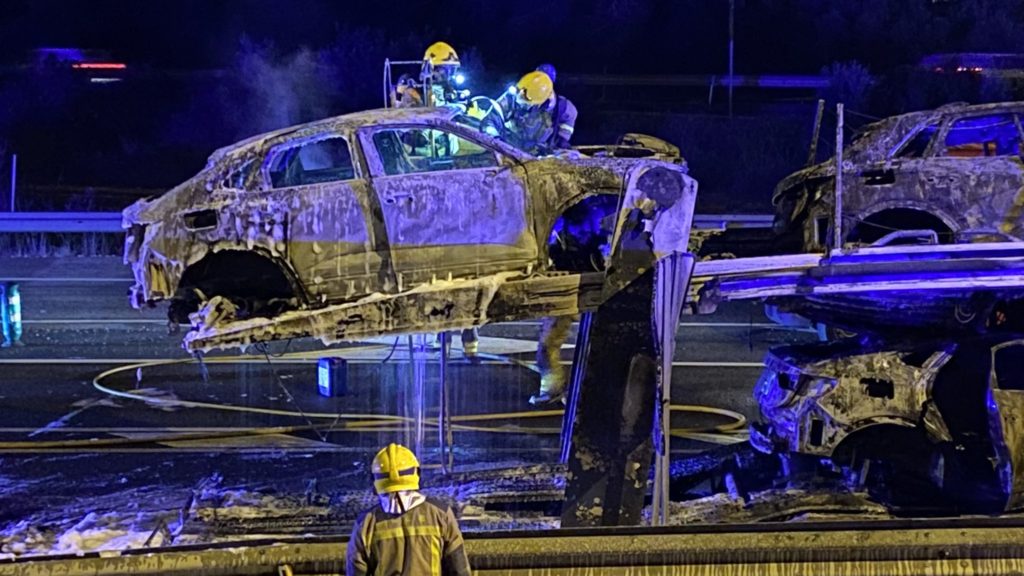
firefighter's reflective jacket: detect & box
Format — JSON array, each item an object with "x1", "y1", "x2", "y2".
[
  {"x1": 503, "y1": 102, "x2": 553, "y2": 155},
  {"x1": 499, "y1": 93, "x2": 576, "y2": 154},
  {"x1": 346, "y1": 497, "x2": 471, "y2": 576}
]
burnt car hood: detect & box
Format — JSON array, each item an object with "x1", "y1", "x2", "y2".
[
  {"x1": 772, "y1": 162, "x2": 834, "y2": 205},
  {"x1": 123, "y1": 178, "x2": 207, "y2": 226},
  {"x1": 572, "y1": 134, "x2": 685, "y2": 166}
]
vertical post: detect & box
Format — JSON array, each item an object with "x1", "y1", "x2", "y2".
[
  {"x1": 560, "y1": 312, "x2": 593, "y2": 464},
  {"x1": 408, "y1": 334, "x2": 427, "y2": 460},
  {"x1": 833, "y1": 103, "x2": 845, "y2": 253},
  {"x1": 562, "y1": 271, "x2": 658, "y2": 528},
  {"x1": 383, "y1": 58, "x2": 392, "y2": 109},
  {"x1": 728, "y1": 0, "x2": 735, "y2": 118},
  {"x1": 651, "y1": 253, "x2": 695, "y2": 526},
  {"x1": 438, "y1": 331, "x2": 453, "y2": 473},
  {"x1": 402, "y1": 336, "x2": 414, "y2": 452},
  {"x1": 9, "y1": 154, "x2": 16, "y2": 213},
  {"x1": 807, "y1": 99, "x2": 826, "y2": 167}
]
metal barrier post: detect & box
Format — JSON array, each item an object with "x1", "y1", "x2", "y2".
[
  {"x1": 8, "y1": 154, "x2": 15, "y2": 213},
  {"x1": 651, "y1": 252, "x2": 695, "y2": 525},
  {"x1": 407, "y1": 334, "x2": 428, "y2": 460},
  {"x1": 833, "y1": 103, "x2": 845, "y2": 253},
  {"x1": 438, "y1": 331, "x2": 453, "y2": 473}
]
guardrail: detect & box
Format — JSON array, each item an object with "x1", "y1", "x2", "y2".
[
  {"x1": 6, "y1": 518, "x2": 1024, "y2": 575},
  {"x1": 0, "y1": 212, "x2": 774, "y2": 234},
  {"x1": 562, "y1": 73, "x2": 832, "y2": 89},
  {"x1": 0, "y1": 212, "x2": 123, "y2": 233}
]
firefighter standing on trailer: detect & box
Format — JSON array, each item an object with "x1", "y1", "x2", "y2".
[
  {"x1": 417, "y1": 42, "x2": 479, "y2": 355},
  {"x1": 346, "y1": 443, "x2": 471, "y2": 576},
  {"x1": 421, "y1": 42, "x2": 469, "y2": 107},
  {"x1": 499, "y1": 66, "x2": 577, "y2": 155},
  {"x1": 500, "y1": 71, "x2": 555, "y2": 155}
]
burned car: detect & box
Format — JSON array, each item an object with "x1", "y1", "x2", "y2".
[
  {"x1": 123, "y1": 106, "x2": 696, "y2": 350},
  {"x1": 773, "y1": 102, "x2": 1024, "y2": 252},
  {"x1": 751, "y1": 334, "x2": 1024, "y2": 512}
]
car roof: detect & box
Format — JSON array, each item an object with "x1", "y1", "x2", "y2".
[
  {"x1": 864, "y1": 101, "x2": 1024, "y2": 135},
  {"x1": 207, "y1": 106, "x2": 462, "y2": 166},
  {"x1": 844, "y1": 101, "x2": 1024, "y2": 162}
]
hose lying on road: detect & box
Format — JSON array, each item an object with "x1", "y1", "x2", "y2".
[{"x1": 0, "y1": 352, "x2": 746, "y2": 450}]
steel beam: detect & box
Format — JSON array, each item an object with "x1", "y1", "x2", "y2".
[
  {"x1": 0, "y1": 212, "x2": 771, "y2": 234},
  {"x1": 561, "y1": 269, "x2": 657, "y2": 527}
]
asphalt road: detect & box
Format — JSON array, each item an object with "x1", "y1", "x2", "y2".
[{"x1": 0, "y1": 256, "x2": 819, "y2": 531}]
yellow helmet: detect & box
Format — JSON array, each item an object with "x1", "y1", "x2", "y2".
[
  {"x1": 372, "y1": 443, "x2": 421, "y2": 494},
  {"x1": 515, "y1": 71, "x2": 554, "y2": 105},
  {"x1": 424, "y1": 41, "x2": 460, "y2": 67}
]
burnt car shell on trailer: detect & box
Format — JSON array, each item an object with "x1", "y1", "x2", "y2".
[
  {"x1": 772, "y1": 102, "x2": 1024, "y2": 251},
  {"x1": 751, "y1": 334, "x2": 1024, "y2": 511},
  {"x1": 751, "y1": 337, "x2": 942, "y2": 457},
  {"x1": 122, "y1": 106, "x2": 695, "y2": 339}
]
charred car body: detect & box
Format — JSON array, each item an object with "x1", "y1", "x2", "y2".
[
  {"x1": 752, "y1": 334, "x2": 1024, "y2": 512},
  {"x1": 122, "y1": 106, "x2": 696, "y2": 350},
  {"x1": 774, "y1": 102, "x2": 1024, "y2": 252}
]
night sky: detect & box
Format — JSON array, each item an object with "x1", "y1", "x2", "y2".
[
  {"x1": 3, "y1": 1, "x2": 1022, "y2": 74},
  {"x1": 2, "y1": 0, "x2": 1023, "y2": 190}
]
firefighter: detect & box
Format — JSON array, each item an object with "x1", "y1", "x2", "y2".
[
  {"x1": 347, "y1": 443, "x2": 471, "y2": 576},
  {"x1": 421, "y1": 41, "x2": 469, "y2": 107},
  {"x1": 534, "y1": 63, "x2": 578, "y2": 149},
  {"x1": 392, "y1": 73, "x2": 423, "y2": 108},
  {"x1": 420, "y1": 42, "x2": 476, "y2": 354},
  {"x1": 501, "y1": 71, "x2": 556, "y2": 155}
]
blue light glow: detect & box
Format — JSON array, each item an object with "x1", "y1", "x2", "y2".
[
  {"x1": 455, "y1": 73, "x2": 466, "y2": 85},
  {"x1": 507, "y1": 85, "x2": 517, "y2": 95}
]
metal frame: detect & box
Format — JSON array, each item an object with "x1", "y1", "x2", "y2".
[{"x1": 0, "y1": 212, "x2": 776, "y2": 234}]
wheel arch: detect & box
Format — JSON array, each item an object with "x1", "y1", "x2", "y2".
[
  {"x1": 846, "y1": 204, "x2": 959, "y2": 245},
  {"x1": 830, "y1": 418, "x2": 922, "y2": 465},
  {"x1": 170, "y1": 246, "x2": 307, "y2": 323},
  {"x1": 542, "y1": 190, "x2": 621, "y2": 272}
]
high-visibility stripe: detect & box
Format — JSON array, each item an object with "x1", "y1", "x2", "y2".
[
  {"x1": 559, "y1": 123, "x2": 575, "y2": 134},
  {"x1": 373, "y1": 525, "x2": 442, "y2": 540},
  {"x1": 431, "y1": 536, "x2": 441, "y2": 576},
  {"x1": 373, "y1": 466, "x2": 417, "y2": 480}
]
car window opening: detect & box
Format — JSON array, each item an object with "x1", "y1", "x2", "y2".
[
  {"x1": 895, "y1": 123, "x2": 940, "y2": 159},
  {"x1": 943, "y1": 114, "x2": 1021, "y2": 158},
  {"x1": 994, "y1": 346, "x2": 1024, "y2": 391},
  {"x1": 372, "y1": 128, "x2": 499, "y2": 176},
  {"x1": 269, "y1": 137, "x2": 355, "y2": 188}
]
